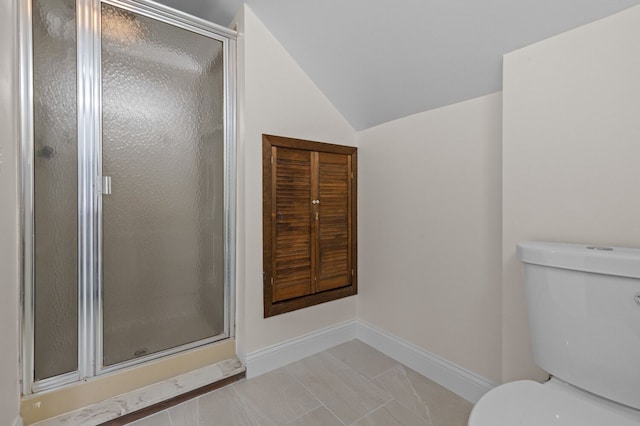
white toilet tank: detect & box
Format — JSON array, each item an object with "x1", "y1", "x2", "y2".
[{"x1": 518, "y1": 241, "x2": 640, "y2": 410}]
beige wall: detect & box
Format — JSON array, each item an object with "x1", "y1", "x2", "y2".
[
  {"x1": 236, "y1": 5, "x2": 358, "y2": 357},
  {"x1": 0, "y1": 0, "x2": 21, "y2": 424},
  {"x1": 502, "y1": 4, "x2": 640, "y2": 381},
  {"x1": 357, "y1": 93, "x2": 503, "y2": 383}
]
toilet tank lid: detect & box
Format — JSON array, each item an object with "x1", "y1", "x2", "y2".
[{"x1": 517, "y1": 241, "x2": 640, "y2": 279}]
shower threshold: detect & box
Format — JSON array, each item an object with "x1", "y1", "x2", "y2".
[{"x1": 21, "y1": 340, "x2": 241, "y2": 425}]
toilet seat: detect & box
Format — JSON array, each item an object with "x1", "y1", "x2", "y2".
[{"x1": 468, "y1": 378, "x2": 640, "y2": 426}]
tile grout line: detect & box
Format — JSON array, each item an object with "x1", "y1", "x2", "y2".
[
  {"x1": 166, "y1": 385, "x2": 216, "y2": 425},
  {"x1": 390, "y1": 397, "x2": 434, "y2": 426},
  {"x1": 334, "y1": 344, "x2": 436, "y2": 425},
  {"x1": 233, "y1": 368, "x2": 331, "y2": 425},
  {"x1": 281, "y1": 366, "x2": 324, "y2": 419},
  {"x1": 324, "y1": 349, "x2": 395, "y2": 412},
  {"x1": 346, "y1": 399, "x2": 399, "y2": 426},
  {"x1": 285, "y1": 402, "x2": 327, "y2": 426},
  {"x1": 229, "y1": 383, "x2": 277, "y2": 425},
  {"x1": 398, "y1": 364, "x2": 435, "y2": 425},
  {"x1": 325, "y1": 343, "x2": 403, "y2": 396},
  {"x1": 288, "y1": 347, "x2": 395, "y2": 425},
  {"x1": 284, "y1": 363, "x2": 347, "y2": 426},
  {"x1": 368, "y1": 361, "x2": 401, "y2": 382},
  {"x1": 323, "y1": 348, "x2": 393, "y2": 400}
]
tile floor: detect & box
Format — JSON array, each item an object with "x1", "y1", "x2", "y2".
[{"x1": 129, "y1": 340, "x2": 473, "y2": 426}]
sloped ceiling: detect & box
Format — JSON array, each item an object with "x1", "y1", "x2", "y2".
[{"x1": 155, "y1": 0, "x2": 640, "y2": 130}]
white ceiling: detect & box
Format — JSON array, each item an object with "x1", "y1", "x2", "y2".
[{"x1": 154, "y1": 0, "x2": 640, "y2": 130}]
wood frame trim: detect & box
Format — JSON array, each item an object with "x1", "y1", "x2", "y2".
[{"x1": 262, "y1": 134, "x2": 357, "y2": 318}]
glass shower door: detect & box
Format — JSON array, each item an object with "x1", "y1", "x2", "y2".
[
  {"x1": 100, "y1": 3, "x2": 227, "y2": 368},
  {"x1": 31, "y1": 0, "x2": 79, "y2": 383},
  {"x1": 23, "y1": 0, "x2": 234, "y2": 396}
]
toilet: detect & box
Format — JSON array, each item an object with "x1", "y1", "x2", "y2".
[{"x1": 469, "y1": 241, "x2": 640, "y2": 426}]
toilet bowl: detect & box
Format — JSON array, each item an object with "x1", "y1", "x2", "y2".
[
  {"x1": 469, "y1": 241, "x2": 640, "y2": 426},
  {"x1": 469, "y1": 378, "x2": 640, "y2": 426}
]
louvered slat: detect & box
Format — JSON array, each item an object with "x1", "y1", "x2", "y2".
[
  {"x1": 317, "y1": 152, "x2": 351, "y2": 292},
  {"x1": 272, "y1": 148, "x2": 313, "y2": 302}
]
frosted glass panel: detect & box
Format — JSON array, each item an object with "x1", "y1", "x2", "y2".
[
  {"x1": 32, "y1": 0, "x2": 78, "y2": 381},
  {"x1": 101, "y1": 4, "x2": 225, "y2": 366}
]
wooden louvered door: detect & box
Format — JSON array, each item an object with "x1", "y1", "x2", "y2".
[
  {"x1": 270, "y1": 147, "x2": 314, "y2": 302},
  {"x1": 263, "y1": 135, "x2": 357, "y2": 317},
  {"x1": 317, "y1": 152, "x2": 352, "y2": 291}
]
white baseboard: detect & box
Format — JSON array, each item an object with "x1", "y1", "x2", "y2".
[
  {"x1": 356, "y1": 320, "x2": 497, "y2": 403},
  {"x1": 13, "y1": 416, "x2": 23, "y2": 426},
  {"x1": 245, "y1": 320, "x2": 357, "y2": 378},
  {"x1": 244, "y1": 319, "x2": 496, "y2": 403}
]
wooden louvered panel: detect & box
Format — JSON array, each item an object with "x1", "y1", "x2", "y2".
[
  {"x1": 272, "y1": 147, "x2": 313, "y2": 302},
  {"x1": 263, "y1": 134, "x2": 357, "y2": 318},
  {"x1": 317, "y1": 152, "x2": 351, "y2": 292}
]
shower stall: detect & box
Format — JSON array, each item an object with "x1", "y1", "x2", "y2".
[{"x1": 20, "y1": 0, "x2": 235, "y2": 395}]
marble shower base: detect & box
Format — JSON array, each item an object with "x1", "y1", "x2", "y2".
[{"x1": 32, "y1": 357, "x2": 245, "y2": 426}]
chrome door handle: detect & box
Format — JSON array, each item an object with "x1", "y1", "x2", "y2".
[{"x1": 102, "y1": 176, "x2": 112, "y2": 195}]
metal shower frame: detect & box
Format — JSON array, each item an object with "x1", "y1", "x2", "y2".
[{"x1": 19, "y1": 0, "x2": 237, "y2": 395}]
